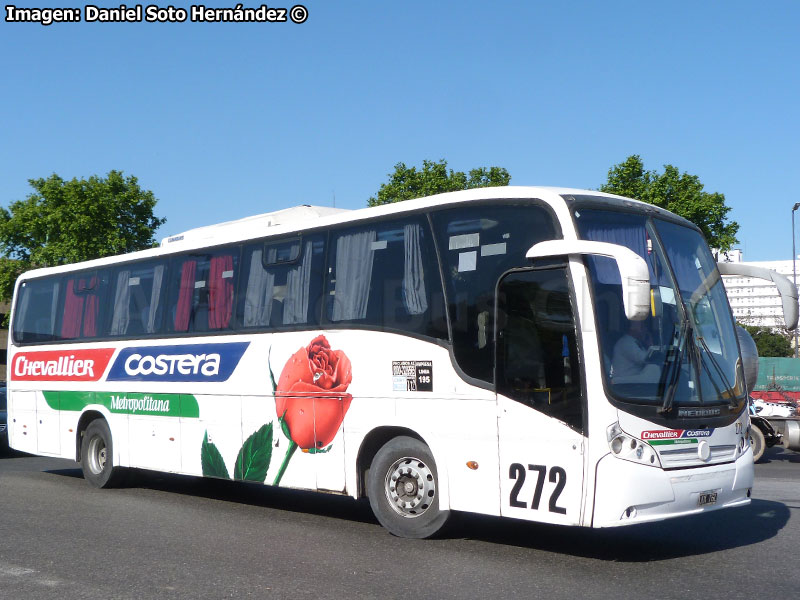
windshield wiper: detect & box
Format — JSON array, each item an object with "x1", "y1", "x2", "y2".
[
  {"x1": 659, "y1": 306, "x2": 713, "y2": 414},
  {"x1": 658, "y1": 318, "x2": 689, "y2": 415},
  {"x1": 659, "y1": 311, "x2": 739, "y2": 415},
  {"x1": 688, "y1": 325, "x2": 704, "y2": 405},
  {"x1": 693, "y1": 331, "x2": 741, "y2": 409},
  {"x1": 688, "y1": 270, "x2": 742, "y2": 407}
]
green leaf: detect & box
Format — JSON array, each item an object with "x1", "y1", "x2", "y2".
[
  {"x1": 304, "y1": 444, "x2": 333, "y2": 454},
  {"x1": 268, "y1": 347, "x2": 277, "y2": 394},
  {"x1": 201, "y1": 430, "x2": 230, "y2": 479},
  {"x1": 234, "y1": 422, "x2": 274, "y2": 482}
]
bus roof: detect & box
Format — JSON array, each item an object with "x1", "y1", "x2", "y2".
[
  {"x1": 15, "y1": 186, "x2": 684, "y2": 280},
  {"x1": 159, "y1": 205, "x2": 351, "y2": 247},
  {"x1": 158, "y1": 186, "x2": 629, "y2": 249}
]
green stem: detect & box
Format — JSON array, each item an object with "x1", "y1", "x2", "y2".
[{"x1": 272, "y1": 440, "x2": 298, "y2": 486}]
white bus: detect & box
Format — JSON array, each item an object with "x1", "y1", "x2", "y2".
[{"x1": 7, "y1": 187, "x2": 796, "y2": 539}]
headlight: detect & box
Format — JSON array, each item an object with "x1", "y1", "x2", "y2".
[{"x1": 606, "y1": 422, "x2": 662, "y2": 468}]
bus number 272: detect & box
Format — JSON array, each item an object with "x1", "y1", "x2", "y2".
[{"x1": 508, "y1": 463, "x2": 567, "y2": 514}]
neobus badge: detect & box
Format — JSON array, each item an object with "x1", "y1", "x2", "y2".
[{"x1": 107, "y1": 342, "x2": 249, "y2": 382}]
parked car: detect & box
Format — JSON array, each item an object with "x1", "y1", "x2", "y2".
[{"x1": 0, "y1": 385, "x2": 7, "y2": 450}]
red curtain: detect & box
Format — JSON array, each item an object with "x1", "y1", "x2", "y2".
[
  {"x1": 209, "y1": 254, "x2": 234, "y2": 329},
  {"x1": 174, "y1": 260, "x2": 197, "y2": 331},
  {"x1": 61, "y1": 276, "x2": 98, "y2": 338},
  {"x1": 61, "y1": 280, "x2": 83, "y2": 339},
  {"x1": 82, "y1": 276, "x2": 98, "y2": 337}
]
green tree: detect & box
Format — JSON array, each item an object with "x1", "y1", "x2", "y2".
[
  {"x1": 599, "y1": 155, "x2": 739, "y2": 251},
  {"x1": 0, "y1": 170, "x2": 166, "y2": 303},
  {"x1": 368, "y1": 159, "x2": 510, "y2": 207},
  {"x1": 740, "y1": 324, "x2": 793, "y2": 358}
]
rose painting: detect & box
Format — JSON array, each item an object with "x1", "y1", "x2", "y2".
[
  {"x1": 272, "y1": 335, "x2": 353, "y2": 484},
  {"x1": 200, "y1": 335, "x2": 353, "y2": 486}
]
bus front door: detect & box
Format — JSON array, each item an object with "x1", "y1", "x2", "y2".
[{"x1": 496, "y1": 267, "x2": 586, "y2": 526}]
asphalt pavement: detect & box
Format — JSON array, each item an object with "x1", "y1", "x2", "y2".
[{"x1": 1, "y1": 445, "x2": 798, "y2": 600}]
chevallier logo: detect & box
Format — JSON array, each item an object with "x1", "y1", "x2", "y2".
[{"x1": 12, "y1": 349, "x2": 115, "y2": 381}]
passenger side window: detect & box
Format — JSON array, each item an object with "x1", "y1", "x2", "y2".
[
  {"x1": 239, "y1": 234, "x2": 325, "y2": 328},
  {"x1": 108, "y1": 259, "x2": 168, "y2": 337},
  {"x1": 60, "y1": 271, "x2": 110, "y2": 339},
  {"x1": 13, "y1": 278, "x2": 61, "y2": 343},
  {"x1": 325, "y1": 217, "x2": 447, "y2": 339},
  {"x1": 167, "y1": 247, "x2": 239, "y2": 333},
  {"x1": 431, "y1": 203, "x2": 559, "y2": 383}
]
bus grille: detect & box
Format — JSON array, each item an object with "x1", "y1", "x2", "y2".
[{"x1": 657, "y1": 444, "x2": 737, "y2": 467}]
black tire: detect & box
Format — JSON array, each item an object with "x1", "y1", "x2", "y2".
[
  {"x1": 367, "y1": 436, "x2": 450, "y2": 539},
  {"x1": 749, "y1": 426, "x2": 766, "y2": 463},
  {"x1": 80, "y1": 419, "x2": 125, "y2": 488}
]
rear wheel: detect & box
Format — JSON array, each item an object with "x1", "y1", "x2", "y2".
[
  {"x1": 749, "y1": 426, "x2": 766, "y2": 463},
  {"x1": 367, "y1": 436, "x2": 450, "y2": 539},
  {"x1": 80, "y1": 420, "x2": 125, "y2": 488}
]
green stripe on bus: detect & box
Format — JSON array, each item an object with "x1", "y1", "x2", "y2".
[
  {"x1": 42, "y1": 391, "x2": 200, "y2": 418},
  {"x1": 649, "y1": 438, "x2": 699, "y2": 446}
]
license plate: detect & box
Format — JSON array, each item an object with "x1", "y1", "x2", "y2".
[{"x1": 697, "y1": 491, "x2": 718, "y2": 506}]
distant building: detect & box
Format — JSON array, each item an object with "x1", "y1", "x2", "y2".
[{"x1": 718, "y1": 249, "x2": 800, "y2": 330}]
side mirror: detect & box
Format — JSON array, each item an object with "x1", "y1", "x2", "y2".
[
  {"x1": 736, "y1": 326, "x2": 759, "y2": 396},
  {"x1": 717, "y1": 262, "x2": 799, "y2": 331},
  {"x1": 526, "y1": 240, "x2": 651, "y2": 321}
]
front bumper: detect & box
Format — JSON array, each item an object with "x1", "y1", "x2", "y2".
[{"x1": 592, "y1": 447, "x2": 754, "y2": 527}]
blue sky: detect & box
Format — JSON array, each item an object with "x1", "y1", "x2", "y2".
[{"x1": 2, "y1": 1, "x2": 798, "y2": 261}]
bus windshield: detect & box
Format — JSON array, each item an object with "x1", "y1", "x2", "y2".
[{"x1": 575, "y1": 208, "x2": 744, "y2": 410}]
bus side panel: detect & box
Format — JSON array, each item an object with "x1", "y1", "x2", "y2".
[
  {"x1": 59, "y1": 406, "x2": 80, "y2": 461},
  {"x1": 408, "y1": 394, "x2": 500, "y2": 517},
  {"x1": 498, "y1": 395, "x2": 585, "y2": 526},
  {"x1": 9, "y1": 390, "x2": 37, "y2": 454},
  {"x1": 129, "y1": 413, "x2": 182, "y2": 472},
  {"x1": 180, "y1": 395, "x2": 243, "y2": 480},
  {"x1": 36, "y1": 391, "x2": 61, "y2": 455}
]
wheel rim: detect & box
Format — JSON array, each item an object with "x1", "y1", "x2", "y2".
[
  {"x1": 749, "y1": 431, "x2": 763, "y2": 459},
  {"x1": 384, "y1": 456, "x2": 435, "y2": 518},
  {"x1": 87, "y1": 435, "x2": 107, "y2": 475}
]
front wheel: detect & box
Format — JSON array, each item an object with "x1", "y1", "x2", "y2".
[
  {"x1": 80, "y1": 419, "x2": 125, "y2": 488},
  {"x1": 749, "y1": 426, "x2": 766, "y2": 463},
  {"x1": 367, "y1": 436, "x2": 450, "y2": 539}
]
